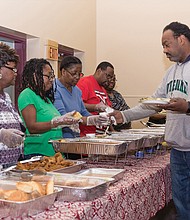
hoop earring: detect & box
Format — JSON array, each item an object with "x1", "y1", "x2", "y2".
[{"x1": 0, "y1": 73, "x2": 2, "y2": 79}]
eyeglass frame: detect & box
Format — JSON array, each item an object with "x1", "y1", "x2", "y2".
[
  {"x1": 105, "y1": 72, "x2": 116, "y2": 81},
  {"x1": 43, "y1": 72, "x2": 55, "y2": 80},
  {"x1": 3, "y1": 65, "x2": 18, "y2": 73},
  {"x1": 66, "y1": 69, "x2": 84, "y2": 78}
]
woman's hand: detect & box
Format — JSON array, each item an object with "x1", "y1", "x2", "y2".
[
  {"x1": 86, "y1": 114, "x2": 110, "y2": 126},
  {"x1": 0, "y1": 128, "x2": 24, "y2": 147},
  {"x1": 51, "y1": 111, "x2": 79, "y2": 127}
]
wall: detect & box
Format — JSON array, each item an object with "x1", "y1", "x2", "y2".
[
  {"x1": 0, "y1": 0, "x2": 96, "y2": 75},
  {"x1": 1, "y1": 0, "x2": 190, "y2": 108},
  {"x1": 96, "y1": 0, "x2": 190, "y2": 107}
]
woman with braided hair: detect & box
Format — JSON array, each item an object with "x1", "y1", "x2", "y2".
[{"x1": 18, "y1": 58, "x2": 78, "y2": 159}]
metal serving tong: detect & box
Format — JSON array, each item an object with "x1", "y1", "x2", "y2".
[{"x1": 6, "y1": 169, "x2": 47, "y2": 181}]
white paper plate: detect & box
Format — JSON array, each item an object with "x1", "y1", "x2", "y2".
[{"x1": 142, "y1": 100, "x2": 169, "y2": 105}]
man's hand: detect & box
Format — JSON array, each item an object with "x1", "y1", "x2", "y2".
[
  {"x1": 0, "y1": 128, "x2": 24, "y2": 147},
  {"x1": 159, "y1": 98, "x2": 188, "y2": 113},
  {"x1": 109, "y1": 110, "x2": 124, "y2": 124}
]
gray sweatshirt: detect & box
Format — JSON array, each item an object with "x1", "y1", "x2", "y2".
[{"x1": 122, "y1": 61, "x2": 190, "y2": 151}]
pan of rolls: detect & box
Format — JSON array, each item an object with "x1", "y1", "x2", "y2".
[{"x1": 0, "y1": 178, "x2": 62, "y2": 218}]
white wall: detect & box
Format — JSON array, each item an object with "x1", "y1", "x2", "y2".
[
  {"x1": 1, "y1": 0, "x2": 190, "y2": 109},
  {"x1": 0, "y1": 0, "x2": 97, "y2": 75},
  {"x1": 96, "y1": 0, "x2": 190, "y2": 107}
]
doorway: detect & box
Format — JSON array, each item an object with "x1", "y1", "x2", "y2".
[
  {"x1": 0, "y1": 33, "x2": 26, "y2": 109},
  {"x1": 58, "y1": 45, "x2": 74, "y2": 78}
]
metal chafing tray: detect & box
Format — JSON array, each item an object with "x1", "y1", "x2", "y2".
[
  {"x1": 47, "y1": 172, "x2": 113, "y2": 201},
  {"x1": 75, "y1": 168, "x2": 125, "y2": 182},
  {"x1": 53, "y1": 160, "x2": 86, "y2": 173},
  {"x1": 105, "y1": 133, "x2": 145, "y2": 151},
  {"x1": 51, "y1": 138, "x2": 127, "y2": 155},
  {"x1": 109, "y1": 131, "x2": 164, "y2": 149},
  {"x1": 7, "y1": 157, "x2": 86, "y2": 174},
  {"x1": 0, "y1": 180, "x2": 62, "y2": 218}
]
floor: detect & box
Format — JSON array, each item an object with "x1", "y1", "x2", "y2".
[{"x1": 150, "y1": 200, "x2": 177, "y2": 220}]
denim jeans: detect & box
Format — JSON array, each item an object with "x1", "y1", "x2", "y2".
[{"x1": 170, "y1": 148, "x2": 190, "y2": 220}]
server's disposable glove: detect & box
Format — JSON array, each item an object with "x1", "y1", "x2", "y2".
[
  {"x1": 51, "y1": 111, "x2": 79, "y2": 128},
  {"x1": 0, "y1": 128, "x2": 24, "y2": 147},
  {"x1": 86, "y1": 114, "x2": 110, "y2": 126},
  {"x1": 95, "y1": 102, "x2": 107, "y2": 112}
]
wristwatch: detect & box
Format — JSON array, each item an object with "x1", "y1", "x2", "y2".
[{"x1": 186, "y1": 101, "x2": 190, "y2": 114}]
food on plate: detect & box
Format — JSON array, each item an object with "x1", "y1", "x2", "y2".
[
  {"x1": 15, "y1": 152, "x2": 74, "y2": 172},
  {"x1": 72, "y1": 111, "x2": 82, "y2": 120},
  {"x1": 139, "y1": 97, "x2": 170, "y2": 103},
  {"x1": 0, "y1": 180, "x2": 54, "y2": 201}
]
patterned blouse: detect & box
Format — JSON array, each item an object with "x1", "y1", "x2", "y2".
[
  {"x1": 0, "y1": 92, "x2": 24, "y2": 167},
  {"x1": 108, "y1": 90, "x2": 131, "y2": 131}
]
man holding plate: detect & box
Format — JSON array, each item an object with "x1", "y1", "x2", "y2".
[{"x1": 110, "y1": 21, "x2": 190, "y2": 220}]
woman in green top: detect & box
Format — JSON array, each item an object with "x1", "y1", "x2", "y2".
[{"x1": 18, "y1": 58, "x2": 77, "y2": 159}]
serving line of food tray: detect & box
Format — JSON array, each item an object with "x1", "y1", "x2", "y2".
[
  {"x1": 0, "y1": 160, "x2": 125, "y2": 218},
  {"x1": 0, "y1": 174, "x2": 113, "y2": 218},
  {"x1": 0, "y1": 179, "x2": 62, "y2": 219},
  {"x1": 50, "y1": 138, "x2": 127, "y2": 155}
]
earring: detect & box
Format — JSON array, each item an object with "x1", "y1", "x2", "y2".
[{"x1": 0, "y1": 73, "x2": 2, "y2": 79}]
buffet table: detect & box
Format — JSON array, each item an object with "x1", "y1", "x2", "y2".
[{"x1": 12, "y1": 152, "x2": 171, "y2": 220}]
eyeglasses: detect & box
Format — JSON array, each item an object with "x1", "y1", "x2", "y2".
[
  {"x1": 43, "y1": 73, "x2": 55, "y2": 80},
  {"x1": 3, "y1": 65, "x2": 18, "y2": 73},
  {"x1": 106, "y1": 73, "x2": 116, "y2": 80},
  {"x1": 66, "y1": 69, "x2": 83, "y2": 78},
  {"x1": 108, "y1": 77, "x2": 117, "y2": 82}
]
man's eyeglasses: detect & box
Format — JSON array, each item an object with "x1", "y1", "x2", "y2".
[
  {"x1": 66, "y1": 69, "x2": 84, "y2": 78},
  {"x1": 3, "y1": 65, "x2": 18, "y2": 73},
  {"x1": 43, "y1": 73, "x2": 55, "y2": 80},
  {"x1": 106, "y1": 73, "x2": 116, "y2": 81}
]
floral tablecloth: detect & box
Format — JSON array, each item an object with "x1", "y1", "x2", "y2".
[{"x1": 3, "y1": 153, "x2": 171, "y2": 220}]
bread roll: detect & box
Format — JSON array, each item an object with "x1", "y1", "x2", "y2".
[
  {"x1": 46, "y1": 177, "x2": 54, "y2": 195},
  {"x1": 0, "y1": 188, "x2": 4, "y2": 199},
  {"x1": 30, "y1": 190, "x2": 41, "y2": 199},
  {"x1": 16, "y1": 182, "x2": 33, "y2": 193},
  {"x1": 4, "y1": 189, "x2": 30, "y2": 201},
  {"x1": 26, "y1": 181, "x2": 44, "y2": 196},
  {"x1": 73, "y1": 111, "x2": 82, "y2": 120}
]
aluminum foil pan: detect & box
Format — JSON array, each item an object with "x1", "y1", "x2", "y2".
[
  {"x1": 8, "y1": 157, "x2": 86, "y2": 174},
  {"x1": 105, "y1": 134, "x2": 145, "y2": 151},
  {"x1": 142, "y1": 135, "x2": 162, "y2": 147},
  {"x1": 52, "y1": 138, "x2": 127, "y2": 155},
  {"x1": 48, "y1": 172, "x2": 113, "y2": 201},
  {"x1": 53, "y1": 160, "x2": 86, "y2": 173},
  {"x1": 0, "y1": 180, "x2": 62, "y2": 218},
  {"x1": 75, "y1": 168, "x2": 125, "y2": 182}
]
